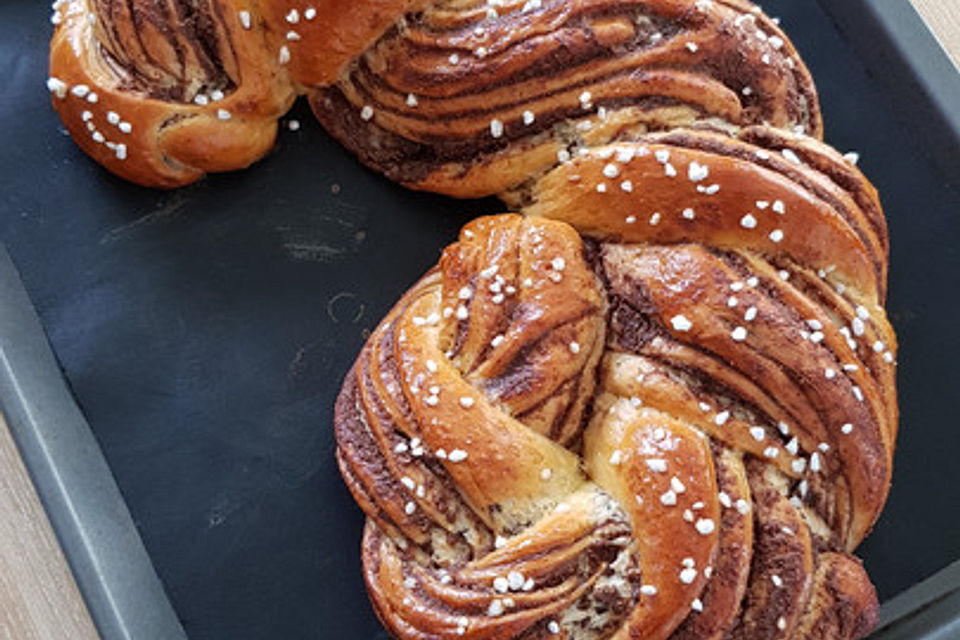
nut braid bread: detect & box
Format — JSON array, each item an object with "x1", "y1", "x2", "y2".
[
  {"x1": 48, "y1": 1, "x2": 899, "y2": 638},
  {"x1": 49, "y1": 0, "x2": 820, "y2": 190},
  {"x1": 334, "y1": 131, "x2": 896, "y2": 638}
]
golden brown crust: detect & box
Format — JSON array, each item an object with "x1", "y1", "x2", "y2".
[
  {"x1": 526, "y1": 131, "x2": 886, "y2": 302},
  {"x1": 48, "y1": 0, "x2": 296, "y2": 187},
  {"x1": 49, "y1": 0, "x2": 820, "y2": 191},
  {"x1": 46, "y1": 1, "x2": 899, "y2": 638},
  {"x1": 311, "y1": 0, "x2": 822, "y2": 198},
  {"x1": 336, "y1": 216, "x2": 644, "y2": 639},
  {"x1": 670, "y1": 449, "x2": 751, "y2": 640},
  {"x1": 263, "y1": 0, "x2": 434, "y2": 87},
  {"x1": 335, "y1": 199, "x2": 896, "y2": 638},
  {"x1": 584, "y1": 401, "x2": 720, "y2": 640},
  {"x1": 320, "y1": 17, "x2": 896, "y2": 629}
]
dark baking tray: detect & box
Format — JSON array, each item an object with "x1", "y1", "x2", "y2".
[
  {"x1": 0, "y1": 246, "x2": 187, "y2": 640},
  {"x1": 1, "y1": 0, "x2": 958, "y2": 638}
]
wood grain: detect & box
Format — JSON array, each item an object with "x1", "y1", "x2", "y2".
[
  {"x1": 0, "y1": 412, "x2": 99, "y2": 640},
  {"x1": 911, "y1": 0, "x2": 960, "y2": 67}
]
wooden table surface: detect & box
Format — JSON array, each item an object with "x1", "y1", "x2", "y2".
[
  {"x1": 0, "y1": 413, "x2": 99, "y2": 639},
  {"x1": 1, "y1": 3, "x2": 957, "y2": 638},
  {"x1": 913, "y1": 0, "x2": 960, "y2": 68}
]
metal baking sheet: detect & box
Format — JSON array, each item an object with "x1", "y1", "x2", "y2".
[
  {"x1": 0, "y1": 246, "x2": 186, "y2": 640},
  {"x1": 0, "y1": 0, "x2": 958, "y2": 638}
]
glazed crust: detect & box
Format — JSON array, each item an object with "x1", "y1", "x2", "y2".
[
  {"x1": 48, "y1": 0, "x2": 296, "y2": 187},
  {"x1": 333, "y1": 132, "x2": 896, "y2": 640},
  {"x1": 47, "y1": 1, "x2": 898, "y2": 638},
  {"x1": 49, "y1": 0, "x2": 820, "y2": 190},
  {"x1": 261, "y1": 0, "x2": 435, "y2": 87},
  {"x1": 312, "y1": 0, "x2": 822, "y2": 198}
]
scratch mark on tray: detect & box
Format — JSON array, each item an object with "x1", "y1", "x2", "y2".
[
  {"x1": 326, "y1": 292, "x2": 365, "y2": 324},
  {"x1": 288, "y1": 342, "x2": 321, "y2": 379},
  {"x1": 275, "y1": 210, "x2": 367, "y2": 263},
  {"x1": 206, "y1": 496, "x2": 243, "y2": 529},
  {"x1": 99, "y1": 194, "x2": 191, "y2": 245}
]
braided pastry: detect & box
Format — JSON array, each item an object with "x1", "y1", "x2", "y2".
[
  {"x1": 49, "y1": 0, "x2": 819, "y2": 191},
  {"x1": 336, "y1": 129, "x2": 896, "y2": 638},
  {"x1": 48, "y1": 0, "x2": 899, "y2": 637}
]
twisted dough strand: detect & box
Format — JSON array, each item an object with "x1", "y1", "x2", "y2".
[
  {"x1": 48, "y1": 0, "x2": 296, "y2": 186},
  {"x1": 313, "y1": 0, "x2": 821, "y2": 197},
  {"x1": 337, "y1": 216, "x2": 644, "y2": 639},
  {"x1": 50, "y1": 0, "x2": 820, "y2": 190}
]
